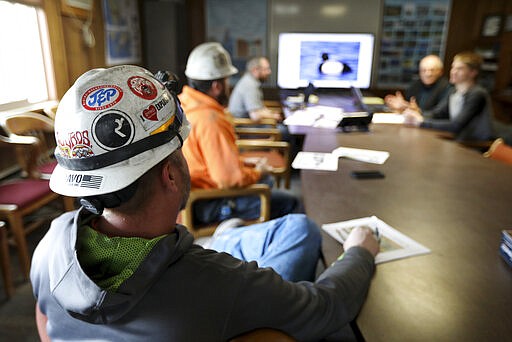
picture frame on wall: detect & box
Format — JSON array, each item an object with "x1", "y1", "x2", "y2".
[{"x1": 481, "y1": 15, "x2": 502, "y2": 37}]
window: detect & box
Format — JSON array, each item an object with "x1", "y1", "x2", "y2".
[{"x1": 0, "y1": 1, "x2": 54, "y2": 106}]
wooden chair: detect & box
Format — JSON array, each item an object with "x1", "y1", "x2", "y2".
[
  {"x1": 263, "y1": 100, "x2": 284, "y2": 115},
  {"x1": 229, "y1": 114, "x2": 291, "y2": 188},
  {"x1": 483, "y1": 138, "x2": 512, "y2": 165},
  {"x1": 180, "y1": 184, "x2": 271, "y2": 238},
  {"x1": 0, "y1": 117, "x2": 74, "y2": 279},
  {"x1": 237, "y1": 139, "x2": 291, "y2": 189},
  {"x1": 0, "y1": 220, "x2": 14, "y2": 298},
  {"x1": 1, "y1": 112, "x2": 57, "y2": 179},
  {"x1": 0, "y1": 178, "x2": 75, "y2": 279}
]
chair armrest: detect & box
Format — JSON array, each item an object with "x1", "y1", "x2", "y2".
[
  {"x1": 180, "y1": 184, "x2": 271, "y2": 237},
  {"x1": 233, "y1": 117, "x2": 278, "y2": 127},
  {"x1": 0, "y1": 133, "x2": 39, "y2": 146},
  {"x1": 235, "y1": 127, "x2": 282, "y2": 140},
  {"x1": 236, "y1": 139, "x2": 289, "y2": 150},
  {"x1": 263, "y1": 100, "x2": 283, "y2": 114}
]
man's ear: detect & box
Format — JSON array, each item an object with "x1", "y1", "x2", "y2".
[
  {"x1": 210, "y1": 80, "x2": 223, "y2": 97},
  {"x1": 161, "y1": 160, "x2": 178, "y2": 192}
]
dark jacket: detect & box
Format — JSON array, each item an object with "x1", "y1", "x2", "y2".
[{"x1": 421, "y1": 84, "x2": 494, "y2": 141}]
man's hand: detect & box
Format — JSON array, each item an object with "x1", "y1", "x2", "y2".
[
  {"x1": 250, "y1": 108, "x2": 282, "y2": 122},
  {"x1": 408, "y1": 96, "x2": 421, "y2": 112},
  {"x1": 384, "y1": 91, "x2": 409, "y2": 112},
  {"x1": 244, "y1": 156, "x2": 273, "y2": 174},
  {"x1": 343, "y1": 226, "x2": 380, "y2": 257},
  {"x1": 402, "y1": 107, "x2": 424, "y2": 127}
]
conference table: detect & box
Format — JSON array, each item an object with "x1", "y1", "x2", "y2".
[{"x1": 297, "y1": 123, "x2": 512, "y2": 341}]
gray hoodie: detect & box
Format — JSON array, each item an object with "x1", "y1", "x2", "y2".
[{"x1": 31, "y1": 208, "x2": 375, "y2": 341}]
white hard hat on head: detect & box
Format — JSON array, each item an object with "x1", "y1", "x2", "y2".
[
  {"x1": 50, "y1": 65, "x2": 190, "y2": 198},
  {"x1": 184, "y1": 42, "x2": 238, "y2": 80}
]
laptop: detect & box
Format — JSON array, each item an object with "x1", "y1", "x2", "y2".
[{"x1": 350, "y1": 86, "x2": 394, "y2": 113}]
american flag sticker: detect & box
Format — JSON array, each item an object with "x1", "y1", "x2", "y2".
[{"x1": 66, "y1": 174, "x2": 103, "y2": 189}]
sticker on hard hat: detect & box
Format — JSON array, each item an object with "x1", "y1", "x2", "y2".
[
  {"x1": 138, "y1": 93, "x2": 173, "y2": 131},
  {"x1": 92, "y1": 110, "x2": 135, "y2": 151},
  {"x1": 127, "y1": 76, "x2": 158, "y2": 100},
  {"x1": 82, "y1": 85, "x2": 123, "y2": 111},
  {"x1": 65, "y1": 173, "x2": 103, "y2": 189},
  {"x1": 56, "y1": 129, "x2": 94, "y2": 159}
]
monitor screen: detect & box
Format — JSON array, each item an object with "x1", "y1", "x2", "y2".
[{"x1": 277, "y1": 33, "x2": 375, "y2": 89}]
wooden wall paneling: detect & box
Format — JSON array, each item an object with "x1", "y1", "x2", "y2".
[
  {"x1": 495, "y1": 2, "x2": 512, "y2": 90},
  {"x1": 90, "y1": 0, "x2": 105, "y2": 69},
  {"x1": 61, "y1": 15, "x2": 92, "y2": 84},
  {"x1": 43, "y1": 0, "x2": 70, "y2": 99},
  {"x1": 185, "y1": 0, "x2": 205, "y2": 55},
  {"x1": 60, "y1": 0, "x2": 105, "y2": 85}
]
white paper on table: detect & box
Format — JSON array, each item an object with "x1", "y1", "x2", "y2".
[
  {"x1": 332, "y1": 146, "x2": 390, "y2": 164},
  {"x1": 291, "y1": 152, "x2": 338, "y2": 171},
  {"x1": 322, "y1": 216, "x2": 431, "y2": 264},
  {"x1": 372, "y1": 113, "x2": 405, "y2": 124},
  {"x1": 284, "y1": 105, "x2": 344, "y2": 128}
]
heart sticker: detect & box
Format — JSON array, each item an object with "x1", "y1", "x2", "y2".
[{"x1": 142, "y1": 105, "x2": 158, "y2": 121}]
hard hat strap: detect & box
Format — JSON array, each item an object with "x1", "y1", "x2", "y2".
[{"x1": 55, "y1": 126, "x2": 182, "y2": 171}]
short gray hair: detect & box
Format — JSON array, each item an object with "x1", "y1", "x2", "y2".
[{"x1": 246, "y1": 56, "x2": 266, "y2": 72}]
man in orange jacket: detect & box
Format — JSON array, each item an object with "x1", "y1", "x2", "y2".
[{"x1": 179, "y1": 42, "x2": 300, "y2": 225}]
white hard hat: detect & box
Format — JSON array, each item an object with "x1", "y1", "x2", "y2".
[
  {"x1": 184, "y1": 42, "x2": 238, "y2": 80},
  {"x1": 50, "y1": 65, "x2": 190, "y2": 197}
]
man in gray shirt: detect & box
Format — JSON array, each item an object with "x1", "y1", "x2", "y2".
[{"x1": 229, "y1": 56, "x2": 282, "y2": 121}]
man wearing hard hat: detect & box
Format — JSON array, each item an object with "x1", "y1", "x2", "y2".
[
  {"x1": 30, "y1": 64, "x2": 378, "y2": 341},
  {"x1": 179, "y1": 42, "x2": 300, "y2": 226}
]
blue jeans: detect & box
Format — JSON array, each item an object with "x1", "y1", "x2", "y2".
[
  {"x1": 208, "y1": 214, "x2": 322, "y2": 282},
  {"x1": 193, "y1": 176, "x2": 301, "y2": 225}
]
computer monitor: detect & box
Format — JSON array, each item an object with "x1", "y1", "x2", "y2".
[{"x1": 277, "y1": 33, "x2": 375, "y2": 89}]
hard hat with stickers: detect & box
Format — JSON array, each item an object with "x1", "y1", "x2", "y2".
[{"x1": 50, "y1": 65, "x2": 190, "y2": 208}]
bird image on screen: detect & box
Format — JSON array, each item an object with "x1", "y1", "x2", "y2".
[
  {"x1": 277, "y1": 33, "x2": 374, "y2": 89},
  {"x1": 318, "y1": 52, "x2": 353, "y2": 76}
]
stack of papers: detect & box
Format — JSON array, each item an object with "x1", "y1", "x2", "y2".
[
  {"x1": 292, "y1": 146, "x2": 390, "y2": 171},
  {"x1": 291, "y1": 152, "x2": 339, "y2": 171},
  {"x1": 284, "y1": 105, "x2": 344, "y2": 128},
  {"x1": 371, "y1": 113, "x2": 405, "y2": 124},
  {"x1": 332, "y1": 147, "x2": 390, "y2": 164},
  {"x1": 322, "y1": 216, "x2": 431, "y2": 264}
]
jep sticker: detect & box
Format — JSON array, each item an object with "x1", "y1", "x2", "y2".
[{"x1": 82, "y1": 85, "x2": 123, "y2": 111}]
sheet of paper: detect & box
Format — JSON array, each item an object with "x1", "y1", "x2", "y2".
[
  {"x1": 284, "y1": 105, "x2": 344, "y2": 128},
  {"x1": 372, "y1": 113, "x2": 405, "y2": 124},
  {"x1": 332, "y1": 146, "x2": 390, "y2": 164},
  {"x1": 291, "y1": 152, "x2": 338, "y2": 171},
  {"x1": 322, "y1": 216, "x2": 431, "y2": 264}
]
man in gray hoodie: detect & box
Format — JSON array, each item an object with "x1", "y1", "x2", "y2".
[{"x1": 31, "y1": 65, "x2": 379, "y2": 341}]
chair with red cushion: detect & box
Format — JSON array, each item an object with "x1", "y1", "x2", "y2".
[
  {"x1": 0, "y1": 178, "x2": 74, "y2": 280},
  {"x1": 0, "y1": 220, "x2": 14, "y2": 298}
]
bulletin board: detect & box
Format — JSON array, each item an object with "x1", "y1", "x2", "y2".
[
  {"x1": 206, "y1": 0, "x2": 267, "y2": 82},
  {"x1": 102, "y1": 0, "x2": 142, "y2": 66},
  {"x1": 377, "y1": 0, "x2": 452, "y2": 88}
]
